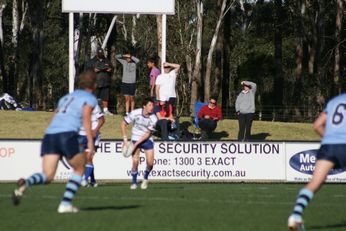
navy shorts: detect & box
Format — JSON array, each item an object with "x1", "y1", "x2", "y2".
[
  {"x1": 317, "y1": 144, "x2": 346, "y2": 169},
  {"x1": 95, "y1": 87, "x2": 109, "y2": 101},
  {"x1": 78, "y1": 133, "x2": 101, "y2": 151},
  {"x1": 122, "y1": 82, "x2": 136, "y2": 96},
  {"x1": 132, "y1": 139, "x2": 154, "y2": 150},
  {"x1": 41, "y1": 132, "x2": 80, "y2": 160}
]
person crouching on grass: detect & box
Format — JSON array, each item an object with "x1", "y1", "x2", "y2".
[{"x1": 120, "y1": 97, "x2": 158, "y2": 190}]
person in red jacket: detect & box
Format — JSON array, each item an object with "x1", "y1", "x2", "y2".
[{"x1": 197, "y1": 96, "x2": 222, "y2": 139}]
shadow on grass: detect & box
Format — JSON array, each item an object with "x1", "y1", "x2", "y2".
[
  {"x1": 210, "y1": 131, "x2": 229, "y2": 140},
  {"x1": 308, "y1": 221, "x2": 346, "y2": 230},
  {"x1": 81, "y1": 205, "x2": 140, "y2": 211},
  {"x1": 250, "y1": 132, "x2": 271, "y2": 141}
]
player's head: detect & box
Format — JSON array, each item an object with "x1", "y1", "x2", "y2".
[
  {"x1": 163, "y1": 64, "x2": 171, "y2": 73},
  {"x1": 242, "y1": 82, "x2": 251, "y2": 91},
  {"x1": 78, "y1": 70, "x2": 97, "y2": 91},
  {"x1": 142, "y1": 97, "x2": 155, "y2": 114},
  {"x1": 96, "y1": 47, "x2": 104, "y2": 59},
  {"x1": 209, "y1": 96, "x2": 217, "y2": 109},
  {"x1": 147, "y1": 56, "x2": 158, "y2": 68}
]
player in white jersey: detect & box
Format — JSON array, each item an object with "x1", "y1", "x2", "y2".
[
  {"x1": 120, "y1": 97, "x2": 158, "y2": 190},
  {"x1": 288, "y1": 93, "x2": 346, "y2": 230},
  {"x1": 79, "y1": 104, "x2": 105, "y2": 187}
]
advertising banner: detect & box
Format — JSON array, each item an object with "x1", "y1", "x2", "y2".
[
  {"x1": 91, "y1": 141, "x2": 286, "y2": 181},
  {"x1": 285, "y1": 142, "x2": 346, "y2": 182},
  {"x1": 0, "y1": 140, "x2": 286, "y2": 182}
]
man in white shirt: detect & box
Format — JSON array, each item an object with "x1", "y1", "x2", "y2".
[{"x1": 155, "y1": 62, "x2": 180, "y2": 112}]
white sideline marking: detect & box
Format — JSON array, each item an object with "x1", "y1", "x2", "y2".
[{"x1": 1, "y1": 193, "x2": 345, "y2": 206}]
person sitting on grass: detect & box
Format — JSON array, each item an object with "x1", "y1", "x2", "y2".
[
  {"x1": 197, "y1": 96, "x2": 222, "y2": 140},
  {"x1": 154, "y1": 100, "x2": 177, "y2": 141}
]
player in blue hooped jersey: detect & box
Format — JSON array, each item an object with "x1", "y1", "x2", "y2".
[
  {"x1": 288, "y1": 93, "x2": 346, "y2": 230},
  {"x1": 12, "y1": 70, "x2": 98, "y2": 213}
]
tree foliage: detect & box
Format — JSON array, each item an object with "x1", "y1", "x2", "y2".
[{"x1": 0, "y1": 0, "x2": 345, "y2": 122}]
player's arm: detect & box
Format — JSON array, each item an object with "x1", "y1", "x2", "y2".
[
  {"x1": 120, "y1": 120, "x2": 129, "y2": 147},
  {"x1": 150, "y1": 76, "x2": 157, "y2": 97},
  {"x1": 133, "y1": 131, "x2": 151, "y2": 150},
  {"x1": 313, "y1": 112, "x2": 327, "y2": 137},
  {"x1": 164, "y1": 62, "x2": 180, "y2": 74},
  {"x1": 92, "y1": 116, "x2": 105, "y2": 137},
  {"x1": 155, "y1": 84, "x2": 161, "y2": 100},
  {"x1": 131, "y1": 56, "x2": 140, "y2": 64},
  {"x1": 82, "y1": 104, "x2": 95, "y2": 154}
]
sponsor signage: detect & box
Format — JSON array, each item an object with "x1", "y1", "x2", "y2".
[
  {"x1": 0, "y1": 140, "x2": 285, "y2": 182},
  {"x1": 286, "y1": 143, "x2": 346, "y2": 182},
  {"x1": 2, "y1": 140, "x2": 346, "y2": 182}
]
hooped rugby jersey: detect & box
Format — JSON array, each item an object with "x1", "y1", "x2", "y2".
[
  {"x1": 79, "y1": 105, "x2": 104, "y2": 136},
  {"x1": 124, "y1": 108, "x2": 158, "y2": 141}
]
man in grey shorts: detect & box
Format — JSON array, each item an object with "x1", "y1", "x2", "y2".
[{"x1": 116, "y1": 52, "x2": 140, "y2": 115}]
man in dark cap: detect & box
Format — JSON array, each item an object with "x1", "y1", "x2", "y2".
[{"x1": 85, "y1": 47, "x2": 113, "y2": 115}]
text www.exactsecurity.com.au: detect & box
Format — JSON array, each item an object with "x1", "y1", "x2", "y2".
[{"x1": 127, "y1": 169, "x2": 246, "y2": 179}]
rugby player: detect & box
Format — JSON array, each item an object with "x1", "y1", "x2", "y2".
[
  {"x1": 12, "y1": 70, "x2": 98, "y2": 213},
  {"x1": 288, "y1": 93, "x2": 346, "y2": 230},
  {"x1": 120, "y1": 97, "x2": 158, "y2": 190},
  {"x1": 80, "y1": 103, "x2": 105, "y2": 187}
]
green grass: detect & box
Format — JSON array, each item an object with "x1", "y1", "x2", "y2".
[
  {"x1": 0, "y1": 111, "x2": 319, "y2": 140},
  {"x1": 0, "y1": 183, "x2": 345, "y2": 231}
]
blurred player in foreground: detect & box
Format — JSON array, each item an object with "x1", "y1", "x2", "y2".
[
  {"x1": 120, "y1": 97, "x2": 158, "y2": 190},
  {"x1": 80, "y1": 103, "x2": 105, "y2": 187},
  {"x1": 288, "y1": 93, "x2": 346, "y2": 230},
  {"x1": 12, "y1": 71, "x2": 98, "y2": 213}
]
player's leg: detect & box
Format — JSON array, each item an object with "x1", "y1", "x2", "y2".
[
  {"x1": 288, "y1": 159, "x2": 334, "y2": 230},
  {"x1": 125, "y1": 95, "x2": 130, "y2": 115},
  {"x1": 130, "y1": 147, "x2": 141, "y2": 189},
  {"x1": 57, "y1": 152, "x2": 86, "y2": 213},
  {"x1": 12, "y1": 154, "x2": 59, "y2": 205},
  {"x1": 130, "y1": 96, "x2": 135, "y2": 112},
  {"x1": 57, "y1": 132, "x2": 86, "y2": 213},
  {"x1": 83, "y1": 151, "x2": 94, "y2": 186},
  {"x1": 141, "y1": 148, "x2": 154, "y2": 190},
  {"x1": 237, "y1": 114, "x2": 246, "y2": 141},
  {"x1": 244, "y1": 113, "x2": 254, "y2": 141}
]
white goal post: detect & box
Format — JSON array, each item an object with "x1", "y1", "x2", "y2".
[{"x1": 62, "y1": 0, "x2": 175, "y2": 93}]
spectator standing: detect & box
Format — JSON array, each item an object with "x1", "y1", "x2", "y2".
[
  {"x1": 146, "y1": 56, "x2": 160, "y2": 100},
  {"x1": 235, "y1": 80, "x2": 257, "y2": 141},
  {"x1": 155, "y1": 62, "x2": 180, "y2": 112},
  {"x1": 197, "y1": 96, "x2": 222, "y2": 139},
  {"x1": 86, "y1": 48, "x2": 113, "y2": 115},
  {"x1": 116, "y1": 52, "x2": 140, "y2": 115}
]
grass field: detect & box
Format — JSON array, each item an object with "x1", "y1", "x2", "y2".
[
  {"x1": 0, "y1": 111, "x2": 319, "y2": 140},
  {"x1": 0, "y1": 183, "x2": 345, "y2": 231}
]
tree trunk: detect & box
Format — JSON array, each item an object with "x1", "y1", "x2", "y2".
[
  {"x1": 74, "y1": 13, "x2": 84, "y2": 77},
  {"x1": 204, "y1": 0, "x2": 227, "y2": 101},
  {"x1": 0, "y1": 3, "x2": 8, "y2": 94},
  {"x1": 273, "y1": 0, "x2": 283, "y2": 121},
  {"x1": 29, "y1": 0, "x2": 44, "y2": 109},
  {"x1": 10, "y1": 0, "x2": 27, "y2": 97},
  {"x1": 156, "y1": 15, "x2": 162, "y2": 62},
  {"x1": 222, "y1": 3, "x2": 231, "y2": 117},
  {"x1": 190, "y1": 0, "x2": 203, "y2": 115},
  {"x1": 213, "y1": 27, "x2": 223, "y2": 99},
  {"x1": 334, "y1": 0, "x2": 343, "y2": 95},
  {"x1": 292, "y1": 0, "x2": 305, "y2": 120}
]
